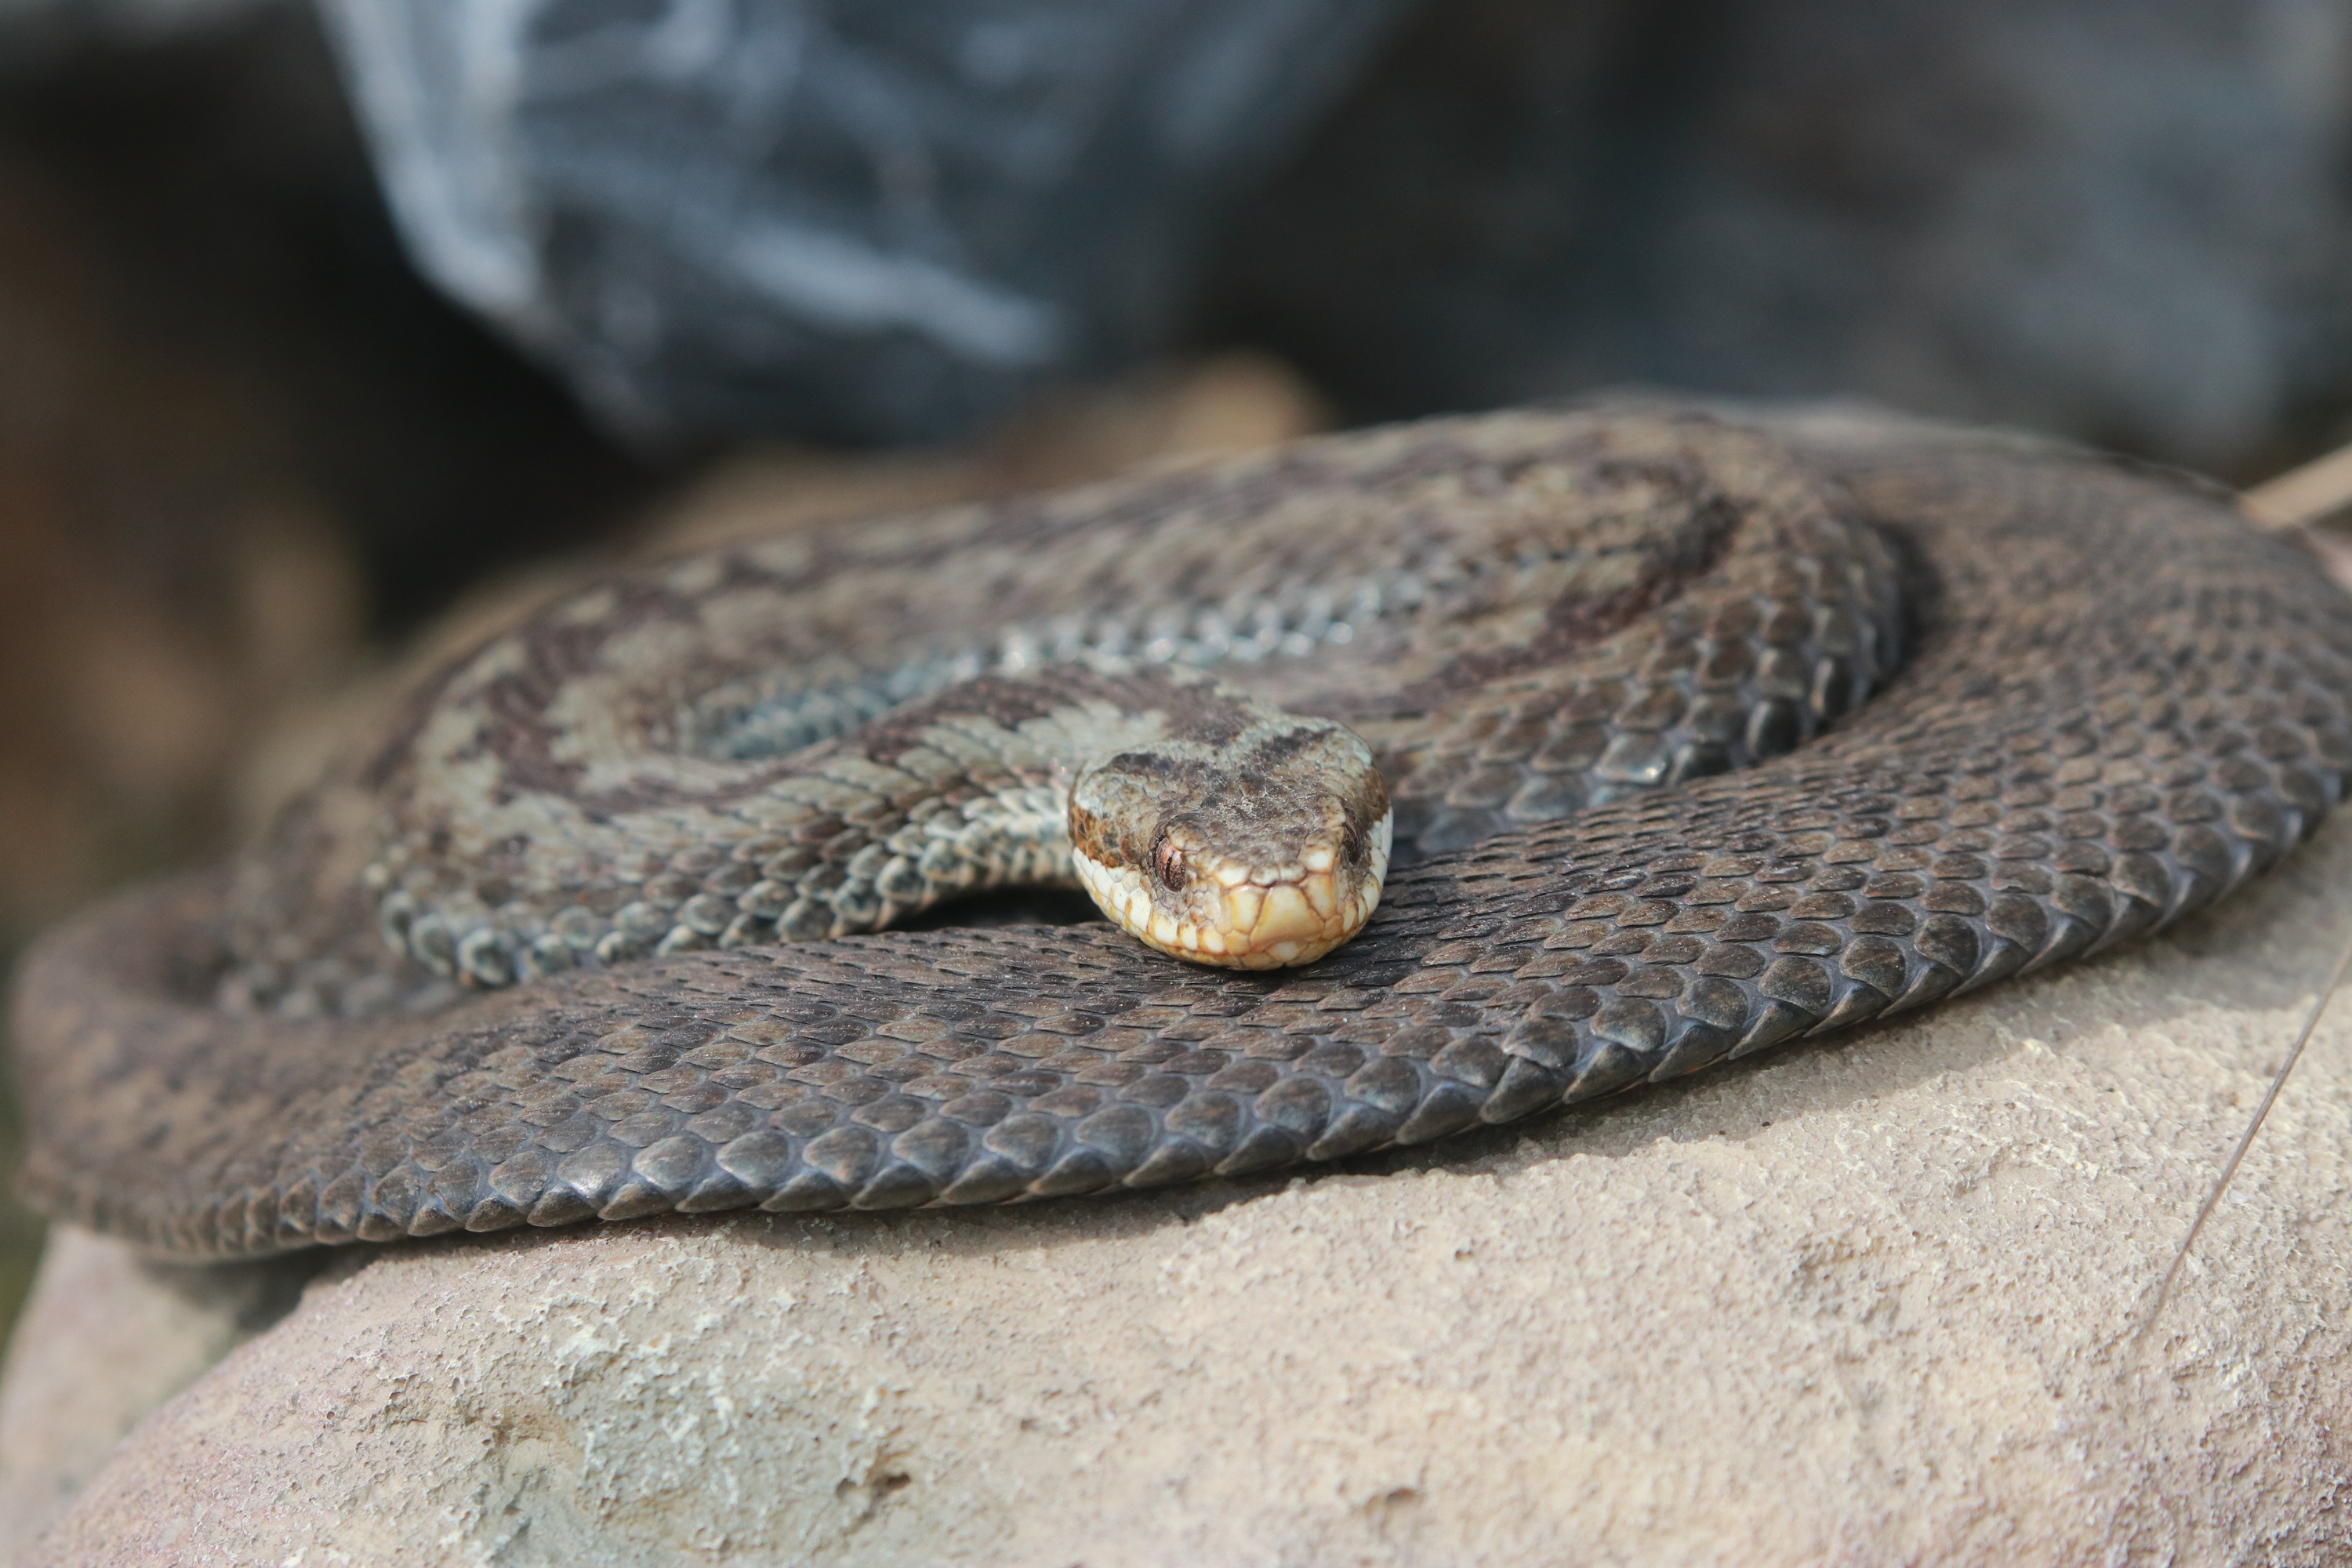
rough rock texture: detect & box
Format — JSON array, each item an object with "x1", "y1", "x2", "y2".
[
  {"x1": 9, "y1": 809, "x2": 2352, "y2": 1563},
  {"x1": 0, "y1": 1227, "x2": 314, "y2": 1564}
]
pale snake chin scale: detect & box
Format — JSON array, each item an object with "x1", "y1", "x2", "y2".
[{"x1": 13, "y1": 405, "x2": 2352, "y2": 1258}]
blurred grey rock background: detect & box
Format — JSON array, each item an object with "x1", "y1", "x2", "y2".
[
  {"x1": 317, "y1": 0, "x2": 2352, "y2": 473},
  {"x1": 317, "y1": 0, "x2": 1417, "y2": 445},
  {"x1": 1217, "y1": 0, "x2": 2352, "y2": 472},
  {"x1": 0, "y1": 0, "x2": 256, "y2": 48}
]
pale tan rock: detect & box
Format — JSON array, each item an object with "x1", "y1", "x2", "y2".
[
  {"x1": 0, "y1": 1226, "x2": 315, "y2": 1562},
  {"x1": 13, "y1": 818, "x2": 2352, "y2": 1564}
]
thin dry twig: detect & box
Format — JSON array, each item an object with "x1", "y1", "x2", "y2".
[
  {"x1": 2243, "y1": 440, "x2": 2352, "y2": 532},
  {"x1": 2134, "y1": 920, "x2": 2352, "y2": 1348}
]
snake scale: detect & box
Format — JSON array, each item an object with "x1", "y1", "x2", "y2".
[{"x1": 14, "y1": 406, "x2": 2352, "y2": 1260}]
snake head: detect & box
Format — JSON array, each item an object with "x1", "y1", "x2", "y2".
[{"x1": 1068, "y1": 713, "x2": 1392, "y2": 969}]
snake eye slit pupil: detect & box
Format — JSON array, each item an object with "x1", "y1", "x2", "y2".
[
  {"x1": 1341, "y1": 824, "x2": 1363, "y2": 864},
  {"x1": 1151, "y1": 830, "x2": 1186, "y2": 891}
]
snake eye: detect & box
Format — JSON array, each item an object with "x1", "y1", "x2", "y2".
[
  {"x1": 1151, "y1": 830, "x2": 1187, "y2": 891},
  {"x1": 1340, "y1": 823, "x2": 1363, "y2": 865}
]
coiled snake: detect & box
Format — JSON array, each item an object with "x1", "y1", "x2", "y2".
[{"x1": 13, "y1": 406, "x2": 2352, "y2": 1259}]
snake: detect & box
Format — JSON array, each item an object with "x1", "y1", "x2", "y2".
[{"x1": 13, "y1": 405, "x2": 2352, "y2": 1260}]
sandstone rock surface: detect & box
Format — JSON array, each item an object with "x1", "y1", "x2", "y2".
[
  {"x1": 10, "y1": 818, "x2": 2352, "y2": 1564},
  {"x1": 0, "y1": 1226, "x2": 314, "y2": 1563}
]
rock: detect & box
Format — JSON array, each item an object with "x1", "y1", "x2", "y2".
[
  {"x1": 316, "y1": 0, "x2": 1412, "y2": 446},
  {"x1": 0, "y1": 1227, "x2": 314, "y2": 1564},
  {"x1": 0, "y1": 0, "x2": 270, "y2": 49},
  {"x1": 1218, "y1": 0, "x2": 2352, "y2": 474},
  {"x1": 309, "y1": 0, "x2": 2352, "y2": 466},
  {"x1": 12, "y1": 815, "x2": 2352, "y2": 1563}
]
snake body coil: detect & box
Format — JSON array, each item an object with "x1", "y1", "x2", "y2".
[{"x1": 14, "y1": 408, "x2": 2352, "y2": 1258}]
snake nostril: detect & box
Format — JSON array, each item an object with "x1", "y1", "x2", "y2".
[{"x1": 1152, "y1": 829, "x2": 1186, "y2": 891}]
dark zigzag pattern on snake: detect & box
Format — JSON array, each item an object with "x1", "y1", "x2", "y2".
[{"x1": 14, "y1": 407, "x2": 2352, "y2": 1258}]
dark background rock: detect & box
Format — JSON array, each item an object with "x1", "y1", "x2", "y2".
[
  {"x1": 1212, "y1": 0, "x2": 2352, "y2": 477},
  {"x1": 318, "y1": 0, "x2": 1418, "y2": 446},
  {"x1": 312, "y1": 0, "x2": 2352, "y2": 474}
]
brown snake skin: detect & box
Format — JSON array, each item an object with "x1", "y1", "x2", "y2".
[{"x1": 13, "y1": 406, "x2": 2352, "y2": 1259}]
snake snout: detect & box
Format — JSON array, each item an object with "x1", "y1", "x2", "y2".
[{"x1": 1069, "y1": 716, "x2": 1391, "y2": 969}]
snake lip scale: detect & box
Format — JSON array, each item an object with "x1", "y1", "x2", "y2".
[{"x1": 13, "y1": 405, "x2": 2352, "y2": 1259}]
